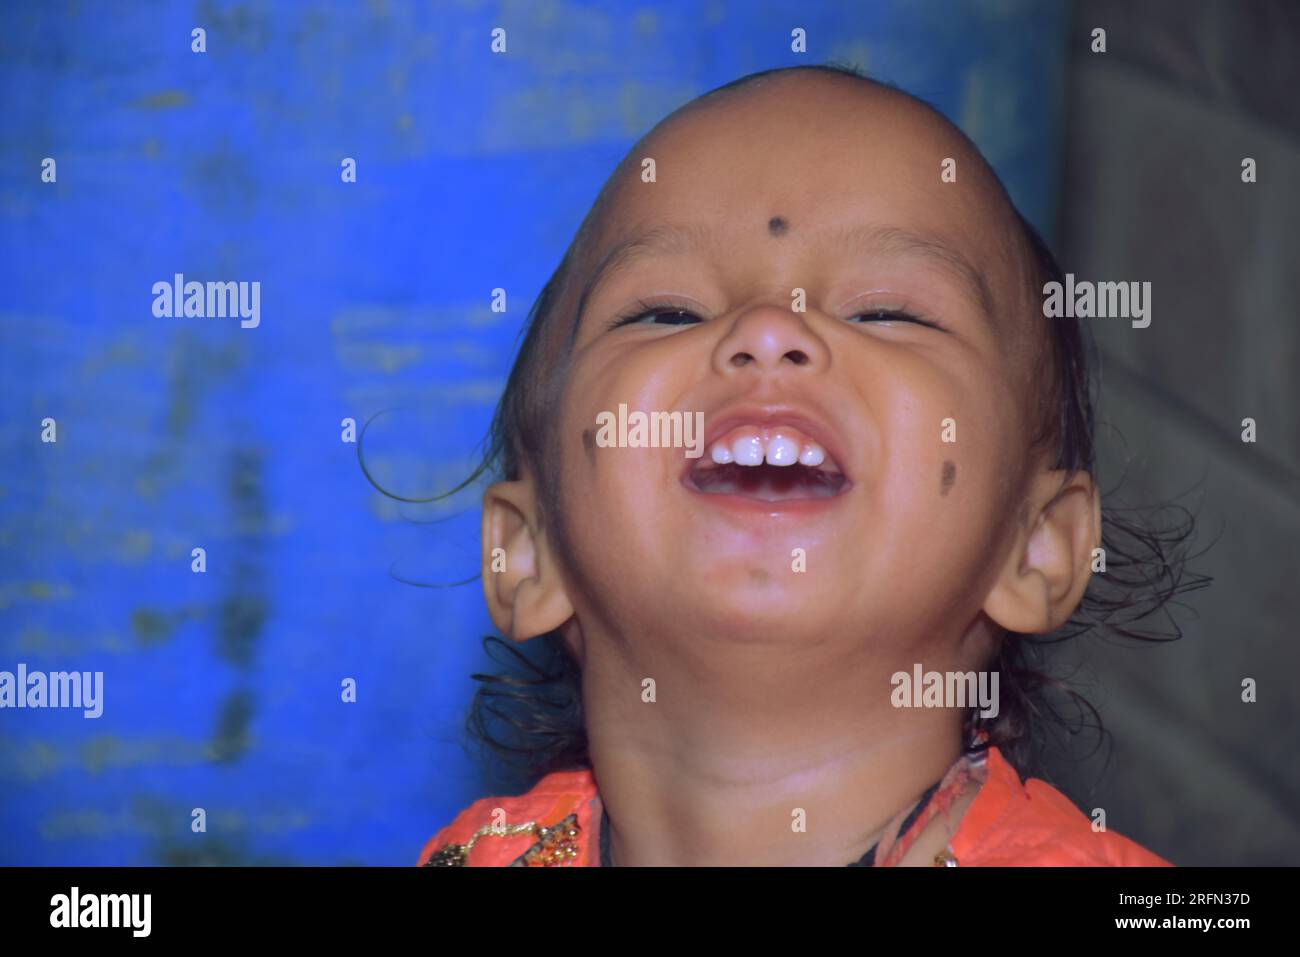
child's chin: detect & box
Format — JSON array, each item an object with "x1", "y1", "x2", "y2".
[{"x1": 674, "y1": 585, "x2": 836, "y2": 637}]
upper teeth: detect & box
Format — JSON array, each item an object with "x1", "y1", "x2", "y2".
[{"x1": 707, "y1": 427, "x2": 829, "y2": 468}]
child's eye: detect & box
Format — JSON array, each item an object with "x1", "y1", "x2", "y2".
[
  {"x1": 606, "y1": 303, "x2": 704, "y2": 330},
  {"x1": 604, "y1": 303, "x2": 944, "y2": 332},
  {"x1": 849, "y1": 309, "x2": 942, "y2": 330}
]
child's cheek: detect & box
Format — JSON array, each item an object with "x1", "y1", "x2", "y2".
[
  {"x1": 867, "y1": 370, "x2": 1010, "y2": 559},
  {"x1": 556, "y1": 358, "x2": 684, "y2": 531}
]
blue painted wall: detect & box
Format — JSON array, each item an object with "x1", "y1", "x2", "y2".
[{"x1": 0, "y1": 0, "x2": 1067, "y2": 864}]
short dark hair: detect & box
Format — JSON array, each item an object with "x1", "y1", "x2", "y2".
[{"x1": 369, "y1": 63, "x2": 1210, "y2": 789}]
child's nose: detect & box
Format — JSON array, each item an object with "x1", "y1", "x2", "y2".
[{"x1": 711, "y1": 302, "x2": 830, "y2": 374}]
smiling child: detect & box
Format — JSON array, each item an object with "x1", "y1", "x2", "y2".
[{"x1": 417, "y1": 65, "x2": 1178, "y2": 867}]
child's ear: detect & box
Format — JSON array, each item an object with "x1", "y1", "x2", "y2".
[
  {"x1": 982, "y1": 469, "x2": 1101, "y2": 635},
  {"x1": 481, "y1": 477, "x2": 575, "y2": 642}
]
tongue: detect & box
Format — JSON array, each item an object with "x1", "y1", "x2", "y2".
[{"x1": 690, "y1": 462, "x2": 845, "y2": 501}]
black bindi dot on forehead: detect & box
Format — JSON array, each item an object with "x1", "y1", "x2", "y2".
[
  {"x1": 940, "y1": 460, "x2": 957, "y2": 496},
  {"x1": 767, "y1": 216, "x2": 789, "y2": 237}
]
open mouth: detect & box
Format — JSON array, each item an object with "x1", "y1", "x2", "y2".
[
  {"x1": 687, "y1": 460, "x2": 848, "y2": 501},
  {"x1": 683, "y1": 424, "x2": 849, "y2": 502}
]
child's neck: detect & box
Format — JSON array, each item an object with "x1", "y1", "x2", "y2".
[{"x1": 580, "y1": 631, "x2": 972, "y2": 866}]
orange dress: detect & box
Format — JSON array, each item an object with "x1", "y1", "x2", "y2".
[{"x1": 417, "y1": 745, "x2": 1171, "y2": 867}]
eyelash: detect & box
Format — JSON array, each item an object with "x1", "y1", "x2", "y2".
[
  {"x1": 605, "y1": 298, "x2": 703, "y2": 330},
  {"x1": 605, "y1": 298, "x2": 945, "y2": 331}
]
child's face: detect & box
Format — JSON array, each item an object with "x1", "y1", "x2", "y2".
[{"x1": 521, "y1": 76, "x2": 1064, "y2": 657}]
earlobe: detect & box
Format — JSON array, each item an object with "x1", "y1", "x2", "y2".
[
  {"x1": 481, "y1": 479, "x2": 575, "y2": 642},
  {"x1": 982, "y1": 470, "x2": 1099, "y2": 636}
]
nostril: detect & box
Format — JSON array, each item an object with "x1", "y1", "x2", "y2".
[
  {"x1": 729, "y1": 352, "x2": 754, "y2": 368},
  {"x1": 783, "y1": 349, "x2": 810, "y2": 365}
]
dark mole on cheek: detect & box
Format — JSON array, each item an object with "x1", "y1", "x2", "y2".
[
  {"x1": 940, "y1": 460, "x2": 957, "y2": 496},
  {"x1": 767, "y1": 216, "x2": 788, "y2": 236},
  {"x1": 582, "y1": 428, "x2": 596, "y2": 457}
]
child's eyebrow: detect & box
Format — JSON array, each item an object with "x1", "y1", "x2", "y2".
[
  {"x1": 828, "y1": 224, "x2": 996, "y2": 319},
  {"x1": 575, "y1": 220, "x2": 994, "y2": 328},
  {"x1": 574, "y1": 222, "x2": 716, "y2": 328}
]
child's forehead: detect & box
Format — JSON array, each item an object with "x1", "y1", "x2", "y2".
[
  {"x1": 562, "y1": 77, "x2": 1041, "y2": 381},
  {"x1": 591, "y1": 78, "x2": 1014, "y2": 256},
  {"x1": 572, "y1": 83, "x2": 1027, "y2": 336}
]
